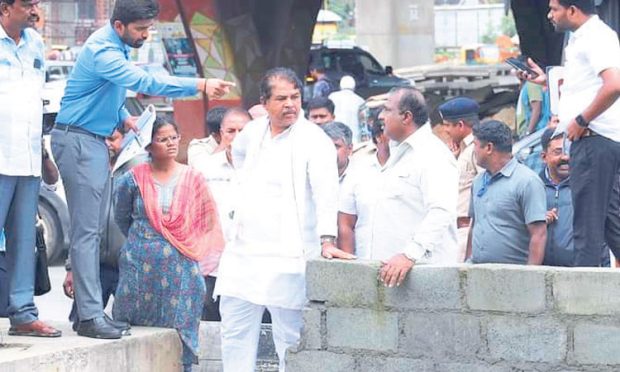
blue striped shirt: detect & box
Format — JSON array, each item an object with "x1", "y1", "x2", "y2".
[
  {"x1": 0, "y1": 26, "x2": 45, "y2": 176},
  {"x1": 56, "y1": 24, "x2": 199, "y2": 136}
]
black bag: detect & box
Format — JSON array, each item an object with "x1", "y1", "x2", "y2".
[{"x1": 34, "y1": 222, "x2": 51, "y2": 296}]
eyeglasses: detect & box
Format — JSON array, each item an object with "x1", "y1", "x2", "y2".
[{"x1": 154, "y1": 135, "x2": 181, "y2": 144}]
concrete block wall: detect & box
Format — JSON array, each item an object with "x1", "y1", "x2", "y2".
[{"x1": 287, "y1": 260, "x2": 620, "y2": 372}]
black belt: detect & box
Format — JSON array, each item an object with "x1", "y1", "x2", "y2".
[
  {"x1": 54, "y1": 123, "x2": 106, "y2": 141},
  {"x1": 582, "y1": 128, "x2": 599, "y2": 138}
]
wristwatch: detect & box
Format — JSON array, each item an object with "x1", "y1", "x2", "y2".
[
  {"x1": 575, "y1": 114, "x2": 589, "y2": 128},
  {"x1": 320, "y1": 235, "x2": 336, "y2": 245}
]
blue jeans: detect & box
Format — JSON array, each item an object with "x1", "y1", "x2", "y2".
[{"x1": 0, "y1": 175, "x2": 41, "y2": 325}]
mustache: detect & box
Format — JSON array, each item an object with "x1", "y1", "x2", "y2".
[{"x1": 558, "y1": 160, "x2": 569, "y2": 167}]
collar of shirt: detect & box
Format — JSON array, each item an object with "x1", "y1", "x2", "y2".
[
  {"x1": 543, "y1": 166, "x2": 570, "y2": 187},
  {"x1": 461, "y1": 132, "x2": 474, "y2": 148},
  {"x1": 480, "y1": 156, "x2": 518, "y2": 191},
  {"x1": 384, "y1": 124, "x2": 432, "y2": 169},
  {"x1": 401, "y1": 122, "x2": 432, "y2": 150},
  {"x1": 103, "y1": 23, "x2": 130, "y2": 57},
  {"x1": 0, "y1": 23, "x2": 31, "y2": 48},
  {"x1": 572, "y1": 15, "x2": 599, "y2": 39},
  {"x1": 494, "y1": 156, "x2": 518, "y2": 178}
]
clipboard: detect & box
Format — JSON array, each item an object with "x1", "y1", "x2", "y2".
[{"x1": 113, "y1": 105, "x2": 156, "y2": 173}]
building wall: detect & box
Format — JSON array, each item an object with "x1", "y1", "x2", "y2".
[
  {"x1": 355, "y1": 0, "x2": 434, "y2": 68},
  {"x1": 287, "y1": 259, "x2": 620, "y2": 371},
  {"x1": 435, "y1": 4, "x2": 505, "y2": 48}
]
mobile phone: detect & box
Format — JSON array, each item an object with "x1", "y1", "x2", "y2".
[{"x1": 506, "y1": 57, "x2": 539, "y2": 78}]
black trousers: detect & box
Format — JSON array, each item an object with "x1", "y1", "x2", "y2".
[{"x1": 570, "y1": 135, "x2": 620, "y2": 266}]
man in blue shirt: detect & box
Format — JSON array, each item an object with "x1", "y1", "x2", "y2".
[{"x1": 51, "y1": 0, "x2": 232, "y2": 340}]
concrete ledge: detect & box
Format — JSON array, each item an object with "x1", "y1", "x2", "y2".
[
  {"x1": 292, "y1": 259, "x2": 620, "y2": 371},
  {"x1": 0, "y1": 319, "x2": 182, "y2": 372}
]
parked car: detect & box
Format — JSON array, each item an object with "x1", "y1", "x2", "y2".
[
  {"x1": 305, "y1": 42, "x2": 410, "y2": 100},
  {"x1": 513, "y1": 128, "x2": 546, "y2": 174},
  {"x1": 44, "y1": 60, "x2": 74, "y2": 82}
]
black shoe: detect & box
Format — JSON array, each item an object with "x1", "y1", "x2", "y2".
[
  {"x1": 104, "y1": 314, "x2": 131, "y2": 336},
  {"x1": 77, "y1": 317, "x2": 122, "y2": 339}
]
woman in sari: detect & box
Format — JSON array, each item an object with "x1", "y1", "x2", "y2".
[{"x1": 113, "y1": 117, "x2": 224, "y2": 371}]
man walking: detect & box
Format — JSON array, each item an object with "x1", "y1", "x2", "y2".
[
  {"x1": 526, "y1": 0, "x2": 620, "y2": 266},
  {"x1": 328, "y1": 75, "x2": 365, "y2": 143},
  {"x1": 52, "y1": 0, "x2": 232, "y2": 339},
  {"x1": 0, "y1": 0, "x2": 60, "y2": 337},
  {"x1": 214, "y1": 68, "x2": 353, "y2": 372}
]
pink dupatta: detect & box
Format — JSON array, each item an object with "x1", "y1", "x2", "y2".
[{"x1": 132, "y1": 163, "x2": 225, "y2": 275}]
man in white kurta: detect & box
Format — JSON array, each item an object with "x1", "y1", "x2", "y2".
[{"x1": 214, "y1": 68, "x2": 352, "y2": 372}]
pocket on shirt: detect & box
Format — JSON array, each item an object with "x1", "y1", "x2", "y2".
[{"x1": 385, "y1": 172, "x2": 412, "y2": 198}]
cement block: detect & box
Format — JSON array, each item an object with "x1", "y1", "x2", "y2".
[
  {"x1": 199, "y1": 321, "x2": 222, "y2": 360},
  {"x1": 401, "y1": 313, "x2": 483, "y2": 359},
  {"x1": 301, "y1": 308, "x2": 322, "y2": 350},
  {"x1": 573, "y1": 323, "x2": 620, "y2": 365},
  {"x1": 357, "y1": 356, "x2": 433, "y2": 372},
  {"x1": 198, "y1": 360, "x2": 223, "y2": 372},
  {"x1": 383, "y1": 265, "x2": 462, "y2": 310},
  {"x1": 487, "y1": 317, "x2": 567, "y2": 363},
  {"x1": 437, "y1": 363, "x2": 513, "y2": 372},
  {"x1": 326, "y1": 308, "x2": 398, "y2": 352},
  {"x1": 306, "y1": 259, "x2": 383, "y2": 308},
  {"x1": 285, "y1": 350, "x2": 355, "y2": 372},
  {"x1": 466, "y1": 265, "x2": 546, "y2": 313},
  {"x1": 553, "y1": 269, "x2": 620, "y2": 315}
]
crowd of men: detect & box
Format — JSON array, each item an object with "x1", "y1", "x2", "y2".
[{"x1": 2, "y1": 0, "x2": 620, "y2": 371}]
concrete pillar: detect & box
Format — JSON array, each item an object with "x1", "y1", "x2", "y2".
[{"x1": 355, "y1": 0, "x2": 434, "y2": 69}]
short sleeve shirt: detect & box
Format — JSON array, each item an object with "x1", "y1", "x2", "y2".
[
  {"x1": 470, "y1": 157, "x2": 546, "y2": 264},
  {"x1": 558, "y1": 16, "x2": 620, "y2": 141}
]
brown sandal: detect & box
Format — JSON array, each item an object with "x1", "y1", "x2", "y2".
[{"x1": 8, "y1": 320, "x2": 62, "y2": 337}]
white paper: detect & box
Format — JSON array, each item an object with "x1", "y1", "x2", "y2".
[
  {"x1": 113, "y1": 105, "x2": 156, "y2": 173},
  {"x1": 547, "y1": 66, "x2": 566, "y2": 136}
]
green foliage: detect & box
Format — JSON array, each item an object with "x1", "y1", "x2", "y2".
[{"x1": 501, "y1": 14, "x2": 517, "y2": 37}]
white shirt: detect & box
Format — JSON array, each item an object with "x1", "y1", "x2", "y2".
[
  {"x1": 187, "y1": 135, "x2": 218, "y2": 167},
  {"x1": 0, "y1": 26, "x2": 45, "y2": 176},
  {"x1": 558, "y1": 15, "x2": 620, "y2": 142},
  {"x1": 193, "y1": 150, "x2": 237, "y2": 276},
  {"x1": 339, "y1": 154, "x2": 384, "y2": 259},
  {"x1": 329, "y1": 89, "x2": 365, "y2": 143},
  {"x1": 364, "y1": 124, "x2": 459, "y2": 263}
]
